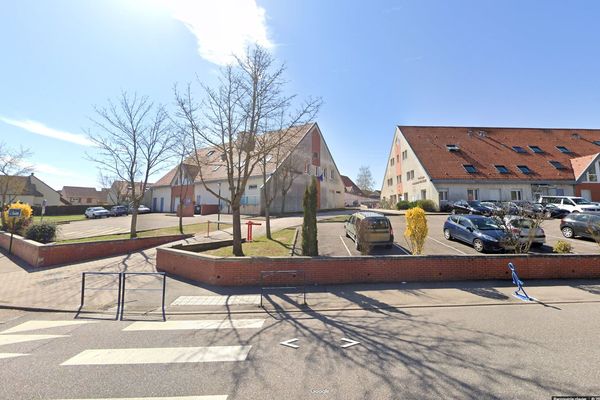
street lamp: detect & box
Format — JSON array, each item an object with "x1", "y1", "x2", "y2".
[{"x1": 217, "y1": 182, "x2": 221, "y2": 230}]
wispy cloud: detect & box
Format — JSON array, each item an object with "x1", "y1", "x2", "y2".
[
  {"x1": 0, "y1": 116, "x2": 93, "y2": 146},
  {"x1": 31, "y1": 162, "x2": 96, "y2": 190},
  {"x1": 167, "y1": 0, "x2": 274, "y2": 65}
]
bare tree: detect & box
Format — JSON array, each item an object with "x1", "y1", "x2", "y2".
[
  {"x1": 356, "y1": 165, "x2": 375, "y2": 193},
  {"x1": 276, "y1": 152, "x2": 304, "y2": 215},
  {"x1": 87, "y1": 92, "x2": 175, "y2": 238},
  {"x1": 174, "y1": 46, "x2": 321, "y2": 255},
  {"x1": 173, "y1": 129, "x2": 195, "y2": 234},
  {"x1": 0, "y1": 143, "x2": 32, "y2": 224}
]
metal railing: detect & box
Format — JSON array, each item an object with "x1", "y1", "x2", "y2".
[
  {"x1": 121, "y1": 272, "x2": 167, "y2": 321},
  {"x1": 77, "y1": 272, "x2": 123, "y2": 320},
  {"x1": 77, "y1": 271, "x2": 167, "y2": 320},
  {"x1": 260, "y1": 270, "x2": 307, "y2": 307}
]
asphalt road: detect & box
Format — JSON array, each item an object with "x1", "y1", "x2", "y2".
[
  {"x1": 319, "y1": 214, "x2": 600, "y2": 256},
  {"x1": 0, "y1": 303, "x2": 599, "y2": 399}
]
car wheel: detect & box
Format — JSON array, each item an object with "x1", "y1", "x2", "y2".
[
  {"x1": 572, "y1": 210, "x2": 579, "y2": 213},
  {"x1": 345, "y1": 230, "x2": 350, "y2": 238},
  {"x1": 355, "y1": 239, "x2": 361, "y2": 252},
  {"x1": 451, "y1": 209, "x2": 456, "y2": 215},
  {"x1": 468, "y1": 211, "x2": 473, "y2": 215},
  {"x1": 443, "y1": 229, "x2": 452, "y2": 240},
  {"x1": 473, "y1": 239, "x2": 485, "y2": 253},
  {"x1": 561, "y1": 226, "x2": 574, "y2": 238}
]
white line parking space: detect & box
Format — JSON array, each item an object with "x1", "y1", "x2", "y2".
[
  {"x1": 123, "y1": 319, "x2": 265, "y2": 331},
  {"x1": 61, "y1": 346, "x2": 252, "y2": 365},
  {"x1": 339, "y1": 236, "x2": 352, "y2": 256},
  {"x1": 55, "y1": 396, "x2": 228, "y2": 400},
  {"x1": 0, "y1": 334, "x2": 68, "y2": 346},
  {"x1": 427, "y1": 236, "x2": 468, "y2": 255},
  {"x1": 171, "y1": 295, "x2": 260, "y2": 306}
]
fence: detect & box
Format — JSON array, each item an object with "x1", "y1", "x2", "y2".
[{"x1": 77, "y1": 271, "x2": 166, "y2": 320}]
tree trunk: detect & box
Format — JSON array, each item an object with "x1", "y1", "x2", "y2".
[
  {"x1": 130, "y1": 209, "x2": 138, "y2": 239},
  {"x1": 232, "y1": 204, "x2": 244, "y2": 256},
  {"x1": 265, "y1": 202, "x2": 271, "y2": 239},
  {"x1": 178, "y1": 203, "x2": 183, "y2": 234}
]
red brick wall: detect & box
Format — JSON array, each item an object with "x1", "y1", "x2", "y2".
[
  {"x1": 156, "y1": 248, "x2": 600, "y2": 286},
  {"x1": 575, "y1": 183, "x2": 600, "y2": 202},
  {"x1": 0, "y1": 232, "x2": 191, "y2": 268},
  {"x1": 171, "y1": 185, "x2": 195, "y2": 217}
]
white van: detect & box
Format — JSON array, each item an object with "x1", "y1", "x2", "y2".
[{"x1": 537, "y1": 196, "x2": 600, "y2": 213}]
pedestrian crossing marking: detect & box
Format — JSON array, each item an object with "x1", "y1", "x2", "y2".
[
  {"x1": 0, "y1": 334, "x2": 68, "y2": 346},
  {"x1": 171, "y1": 295, "x2": 260, "y2": 306},
  {"x1": 1, "y1": 320, "x2": 98, "y2": 334},
  {"x1": 54, "y1": 396, "x2": 227, "y2": 400},
  {"x1": 123, "y1": 319, "x2": 265, "y2": 331},
  {"x1": 0, "y1": 353, "x2": 28, "y2": 359},
  {"x1": 61, "y1": 346, "x2": 252, "y2": 365}
]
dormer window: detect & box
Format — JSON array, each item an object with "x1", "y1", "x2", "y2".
[
  {"x1": 556, "y1": 146, "x2": 571, "y2": 153},
  {"x1": 517, "y1": 165, "x2": 532, "y2": 174},
  {"x1": 528, "y1": 145, "x2": 543, "y2": 153},
  {"x1": 593, "y1": 141, "x2": 600, "y2": 146},
  {"x1": 463, "y1": 164, "x2": 477, "y2": 173},
  {"x1": 549, "y1": 160, "x2": 566, "y2": 170},
  {"x1": 212, "y1": 165, "x2": 221, "y2": 171},
  {"x1": 206, "y1": 150, "x2": 215, "y2": 157},
  {"x1": 494, "y1": 165, "x2": 509, "y2": 174},
  {"x1": 446, "y1": 144, "x2": 460, "y2": 152},
  {"x1": 512, "y1": 146, "x2": 527, "y2": 153}
]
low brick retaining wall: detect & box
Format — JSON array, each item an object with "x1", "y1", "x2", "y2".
[
  {"x1": 0, "y1": 232, "x2": 191, "y2": 268},
  {"x1": 156, "y1": 246, "x2": 600, "y2": 286}
]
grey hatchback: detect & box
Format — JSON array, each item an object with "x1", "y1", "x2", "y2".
[{"x1": 344, "y1": 211, "x2": 394, "y2": 251}]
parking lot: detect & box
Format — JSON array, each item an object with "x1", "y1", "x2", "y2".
[{"x1": 319, "y1": 213, "x2": 600, "y2": 256}]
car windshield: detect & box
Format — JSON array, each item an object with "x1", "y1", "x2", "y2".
[
  {"x1": 467, "y1": 201, "x2": 481, "y2": 206},
  {"x1": 511, "y1": 219, "x2": 534, "y2": 228},
  {"x1": 93, "y1": 207, "x2": 104, "y2": 211},
  {"x1": 572, "y1": 198, "x2": 591, "y2": 204},
  {"x1": 471, "y1": 218, "x2": 501, "y2": 230}
]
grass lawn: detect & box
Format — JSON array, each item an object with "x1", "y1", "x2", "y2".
[
  {"x1": 57, "y1": 222, "x2": 209, "y2": 244},
  {"x1": 204, "y1": 227, "x2": 297, "y2": 257},
  {"x1": 32, "y1": 215, "x2": 86, "y2": 223},
  {"x1": 319, "y1": 215, "x2": 350, "y2": 223}
]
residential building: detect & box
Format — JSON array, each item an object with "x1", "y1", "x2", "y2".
[
  {"x1": 151, "y1": 122, "x2": 344, "y2": 216},
  {"x1": 341, "y1": 175, "x2": 377, "y2": 207},
  {"x1": 60, "y1": 186, "x2": 108, "y2": 205},
  {"x1": 1, "y1": 173, "x2": 62, "y2": 207},
  {"x1": 106, "y1": 181, "x2": 152, "y2": 206},
  {"x1": 381, "y1": 126, "x2": 600, "y2": 208}
]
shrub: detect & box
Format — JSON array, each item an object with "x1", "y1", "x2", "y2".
[
  {"x1": 396, "y1": 200, "x2": 411, "y2": 210},
  {"x1": 2, "y1": 201, "x2": 33, "y2": 234},
  {"x1": 404, "y1": 207, "x2": 428, "y2": 255},
  {"x1": 553, "y1": 240, "x2": 572, "y2": 254},
  {"x1": 413, "y1": 199, "x2": 438, "y2": 212},
  {"x1": 25, "y1": 222, "x2": 58, "y2": 244}
]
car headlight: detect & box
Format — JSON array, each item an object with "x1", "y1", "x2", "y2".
[{"x1": 480, "y1": 234, "x2": 498, "y2": 242}]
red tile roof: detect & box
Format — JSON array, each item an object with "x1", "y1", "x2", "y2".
[
  {"x1": 570, "y1": 153, "x2": 599, "y2": 180},
  {"x1": 341, "y1": 175, "x2": 363, "y2": 195},
  {"x1": 399, "y1": 126, "x2": 600, "y2": 181}
]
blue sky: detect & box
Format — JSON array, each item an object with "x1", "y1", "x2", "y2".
[{"x1": 2, "y1": 0, "x2": 600, "y2": 190}]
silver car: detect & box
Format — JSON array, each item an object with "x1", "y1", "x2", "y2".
[
  {"x1": 84, "y1": 207, "x2": 110, "y2": 219},
  {"x1": 504, "y1": 216, "x2": 545, "y2": 247}
]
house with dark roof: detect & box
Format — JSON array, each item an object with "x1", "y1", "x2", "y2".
[
  {"x1": 60, "y1": 186, "x2": 108, "y2": 205},
  {"x1": 1, "y1": 173, "x2": 62, "y2": 207},
  {"x1": 151, "y1": 122, "x2": 344, "y2": 215},
  {"x1": 381, "y1": 126, "x2": 600, "y2": 208}
]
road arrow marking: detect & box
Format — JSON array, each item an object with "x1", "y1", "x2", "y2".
[
  {"x1": 280, "y1": 338, "x2": 299, "y2": 349},
  {"x1": 340, "y1": 337, "x2": 360, "y2": 348}
]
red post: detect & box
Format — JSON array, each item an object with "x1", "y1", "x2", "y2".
[
  {"x1": 206, "y1": 220, "x2": 210, "y2": 238},
  {"x1": 245, "y1": 221, "x2": 262, "y2": 242}
]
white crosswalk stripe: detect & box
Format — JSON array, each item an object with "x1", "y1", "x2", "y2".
[
  {"x1": 61, "y1": 346, "x2": 252, "y2": 365},
  {"x1": 0, "y1": 353, "x2": 28, "y2": 359},
  {"x1": 0, "y1": 334, "x2": 68, "y2": 346},
  {"x1": 123, "y1": 319, "x2": 265, "y2": 331},
  {"x1": 54, "y1": 396, "x2": 227, "y2": 400},
  {"x1": 1, "y1": 320, "x2": 97, "y2": 334}
]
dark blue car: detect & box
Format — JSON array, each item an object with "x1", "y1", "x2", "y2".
[{"x1": 443, "y1": 215, "x2": 507, "y2": 253}]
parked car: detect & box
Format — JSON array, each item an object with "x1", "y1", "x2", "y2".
[
  {"x1": 345, "y1": 211, "x2": 394, "y2": 251},
  {"x1": 84, "y1": 207, "x2": 110, "y2": 219},
  {"x1": 538, "y1": 195, "x2": 600, "y2": 213},
  {"x1": 504, "y1": 216, "x2": 546, "y2": 247},
  {"x1": 128, "y1": 204, "x2": 151, "y2": 214},
  {"x1": 537, "y1": 203, "x2": 570, "y2": 219},
  {"x1": 480, "y1": 201, "x2": 503, "y2": 215},
  {"x1": 443, "y1": 215, "x2": 507, "y2": 252},
  {"x1": 451, "y1": 200, "x2": 489, "y2": 215},
  {"x1": 110, "y1": 205, "x2": 129, "y2": 216},
  {"x1": 560, "y1": 213, "x2": 600, "y2": 239}
]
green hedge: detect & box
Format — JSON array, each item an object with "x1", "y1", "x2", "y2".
[
  {"x1": 25, "y1": 222, "x2": 58, "y2": 244},
  {"x1": 396, "y1": 199, "x2": 438, "y2": 212}
]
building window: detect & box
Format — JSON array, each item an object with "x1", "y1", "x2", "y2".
[
  {"x1": 549, "y1": 160, "x2": 566, "y2": 170},
  {"x1": 528, "y1": 145, "x2": 543, "y2": 154},
  {"x1": 304, "y1": 162, "x2": 309, "y2": 174},
  {"x1": 387, "y1": 178, "x2": 393, "y2": 186},
  {"x1": 467, "y1": 189, "x2": 479, "y2": 201},
  {"x1": 390, "y1": 158, "x2": 395, "y2": 166},
  {"x1": 406, "y1": 170, "x2": 414, "y2": 180},
  {"x1": 463, "y1": 164, "x2": 477, "y2": 173},
  {"x1": 421, "y1": 189, "x2": 427, "y2": 200},
  {"x1": 396, "y1": 155, "x2": 399, "y2": 163},
  {"x1": 402, "y1": 150, "x2": 408, "y2": 160},
  {"x1": 494, "y1": 165, "x2": 509, "y2": 174},
  {"x1": 212, "y1": 165, "x2": 221, "y2": 171},
  {"x1": 556, "y1": 146, "x2": 571, "y2": 153},
  {"x1": 330, "y1": 169, "x2": 334, "y2": 179},
  {"x1": 593, "y1": 141, "x2": 600, "y2": 146},
  {"x1": 323, "y1": 168, "x2": 327, "y2": 180},
  {"x1": 403, "y1": 193, "x2": 408, "y2": 201},
  {"x1": 396, "y1": 175, "x2": 401, "y2": 184},
  {"x1": 438, "y1": 189, "x2": 448, "y2": 201},
  {"x1": 312, "y1": 152, "x2": 319, "y2": 159},
  {"x1": 446, "y1": 144, "x2": 460, "y2": 151},
  {"x1": 512, "y1": 146, "x2": 527, "y2": 153},
  {"x1": 517, "y1": 165, "x2": 532, "y2": 174},
  {"x1": 510, "y1": 190, "x2": 522, "y2": 201},
  {"x1": 207, "y1": 150, "x2": 215, "y2": 157},
  {"x1": 248, "y1": 185, "x2": 258, "y2": 190},
  {"x1": 587, "y1": 170, "x2": 598, "y2": 182}
]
